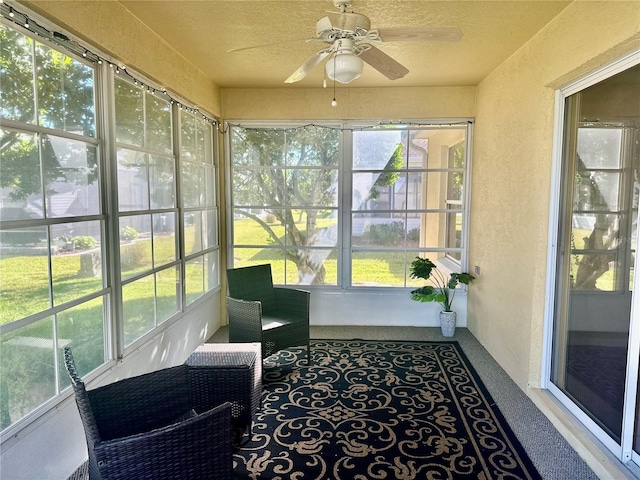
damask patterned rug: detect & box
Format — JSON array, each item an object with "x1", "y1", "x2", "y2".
[{"x1": 233, "y1": 340, "x2": 540, "y2": 480}]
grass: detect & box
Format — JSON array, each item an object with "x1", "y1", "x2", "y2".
[{"x1": 0, "y1": 228, "x2": 206, "y2": 326}]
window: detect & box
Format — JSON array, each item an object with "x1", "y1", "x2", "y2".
[
  {"x1": 180, "y1": 109, "x2": 218, "y2": 304},
  {"x1": 228, "y1": 123, "x2": 471, "y2": 288},
  {"x1": 0, "y1": 17, "x2": 219, "y2": 432},
  {"x1": 114, "y1": 76, "x2": 180, "y2": 347},
  {"x1": 0, "y1": 24, "x2": 107, "y2": 430},
  {"x1": 229, "y1": 126, "x2": 340, "y2": 285}
]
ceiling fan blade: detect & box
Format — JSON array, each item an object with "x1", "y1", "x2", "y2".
[
  {"x1": 359, "y1": 45, "x2": 409, "y2": 81},
  {"x1": 229, "y1": 38, "x2": 323, "y2": 54},
  {"x1": 377, "y1": 26, "x2": 462, "y2": 43},
  {"x1": 284, "y1": 49, "x2": 331, "y2": 83}
]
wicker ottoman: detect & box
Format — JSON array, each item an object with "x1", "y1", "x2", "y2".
[{"x1": 186, "y1": 342, "x2": 262, "y2": 444}]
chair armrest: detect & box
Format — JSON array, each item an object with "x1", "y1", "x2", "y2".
[
  {"x1": 95, "y1": 402, "x2": 233, "y2": 480},
  {"x1": 274, "y1": 287, "x2": 310, "y2": 321},
  {"x1": 227, "y1": 296, "x2": 263, "y2": 343}
]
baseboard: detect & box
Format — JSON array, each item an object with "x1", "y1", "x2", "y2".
[{"x1": 528, "y1": 387, "x2": 638, "y2": 479}]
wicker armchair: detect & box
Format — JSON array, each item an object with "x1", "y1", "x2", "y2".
[
  {"x1": 64, "y1": 346, "x2": 233, "y2": 480},
  {"x1": 227, "y1": 264, "x2": 310, "y2": 363}
]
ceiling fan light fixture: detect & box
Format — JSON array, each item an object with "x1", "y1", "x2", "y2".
[{"x1": 326, "y1": 52, "x2": 363, "y2": 84}]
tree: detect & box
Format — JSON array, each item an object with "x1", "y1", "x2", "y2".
[
  {"x1": 0, "y1": 26, "x2": 97, "y2": 210},
  {"x1": 231, "y1": 126, "x2": 404, "y2": 285},
  {"x1": 231, "y1": 126, "x2": 339, "y2": 284}
]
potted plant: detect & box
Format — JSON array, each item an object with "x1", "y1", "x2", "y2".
[{"x1": 409, "y1": 256, "x2": 475, "y2": 337}]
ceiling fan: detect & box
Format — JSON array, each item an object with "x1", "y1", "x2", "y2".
[{"x1": 284, "y1": 1, "x2": 462, "y2": 85}]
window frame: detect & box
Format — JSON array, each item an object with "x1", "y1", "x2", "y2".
[
  {"x1": 0, "y1": 16, "x2": 220, "y2": 437},
  {"x1": 226, "y1": 120, "x2": 473, "y2": 290}
]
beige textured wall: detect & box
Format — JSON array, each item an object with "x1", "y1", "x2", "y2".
[
  {"x1": 470, "y1": 1, "x2": 640, "y2": 390},
  {"x1": 221, "y1": 86, "x2": 476, "y2": 120},
  {"x1": 22, "y1": 0, "x2": 222, "y2": 116}
]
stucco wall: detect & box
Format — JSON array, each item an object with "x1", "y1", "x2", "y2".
[
  {"x1": 469, "y1": 1, "x2": 640, "y2": 390},
  {"x1": 22, "y1": 0, "x2": 222, "y2": 117},
  {"x1": 221, "y1": 86, "x2": 477, "y2": 120}
]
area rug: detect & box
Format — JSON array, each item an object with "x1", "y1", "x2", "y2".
[{"x1": 233, "y1": 340, "x2": 540, "y2": 479}]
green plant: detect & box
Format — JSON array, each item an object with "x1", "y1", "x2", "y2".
[
  {"x1": 72, "y1": 236, "x2": 96, "y2": 250},
  {"x1": 119, "y1": 225, "x2": 138, "y2": 241},
  {"x1": 364, "y1": 221, "x2": 404, "y2": 246},
  {"x1": 409, "y1": 257, "x2": 474, "y2": 312}
]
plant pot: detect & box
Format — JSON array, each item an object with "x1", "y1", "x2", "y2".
[{"x1": 440, "y1": 311, "x2": 456, "y2": 337}]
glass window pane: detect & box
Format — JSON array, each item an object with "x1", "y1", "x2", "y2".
[
  {"x1": 0, "y1": 317, "x2": 56, "y2": 430},
  {"x1": 152, "y1": 213, "x2": 176, "y2": 268},
  {"x1": 145, "y1": 92, "x2": 172, "y2": 153},
  {"x1": 184, "y1": 211, "x2": 203, "y2": 255},
  {"x1": 56, "y1": 296, "x2": 105, "y2": 390},
  {"x1": 197, "y1": 122, "x2": 212, "y2": 165},
  {"x1": 424, "y1": 172, "x2": 449, "y2": 210},
  {"x1": 204, "y1": 251, "x2": 218, "y2": 292},
  {"x1": 290, "y1": 169, "x2": 338, "y2": 207},
  {"x1": 1, "y1": 129, "x2": 43, "y2": 220},
  {"x1": 352, "y1": 213, "x2": 408, "y2": 248},
  {"x1": 150, "y1": 154, "x2": 175, "y2": 209},
  {"x1": 42, "y1": 135, "x2": 99, "y2": 218},
  {"x1": 123, "y1": 275, "x2": 155, "y2": 347},
  {"x1": 0, "y1": 226, "x2": 50, "y2": 323},
  {"x1": 231, "y1": 128, "x2": 285, "y2": 167},
  {"x1": 0, "y1": 26, "x2": 35, "y2": 124},
  {"x1": 574, "y1": 171, "x2": 621, "y2": 211},
  {"x1": 203, "y1": 210, "x2": 217, "y2": 250},
  {"x1": 446, "y1": 212, "x2": 463, "y2": 261},
  {"x1": 185, "y1": 256, "x2": 204, "y2": 305},
  {"x1": 352, "y1": 172, "x2": 407, "y2": 211},
  {"x1": 115, "y1": 77, "x2": 143, "y2": 146},
  {"x1": 287, "y1": 209, "x2": 338, "y2": 247},
  {"x1": 577, "y1": 128, "x2": 623, "y2": 169},
  {"x1": 182, "y1": 163, "x2": 204, "y2": 208},
  {"x1": 51, "y1": 221, "x2": 103, "y2": 305},
  {"x1": 288, "y1": 248, "x2": 337, "y2": 285},
  {"x1": 117, "y1": 149, "x2": 149, "y2": 211},
  {"x1": 285, "y1": 126, "x2": 339, "y2": 167},
  {"x1": 156, "y1": 266, "x2": 179, "y2": 324},
  {"x1": 119, "y1": 215, "x2": 152, "y2": 279},
  {"x1": 353, "y1": 130, "x2": 405, "y2": 170},
  {"x1": 180, "y1": 111, "x2": 197, "y2": 161},
  {"x1": 351, "y1": 251, "x2": 407, "y2": 287},
  {"x1": 205, "y1": 166, "x2": 216, "y2": 207},
  {"x1": 35, "y1": 43, "x2": 95, "y2": 137}
]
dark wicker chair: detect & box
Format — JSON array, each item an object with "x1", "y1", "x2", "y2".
[
  {"x1": 64, "y1": 346, "x2": 233, "y2": 480},
  {"x1": 227, "y1": 264, "x2": 310, "y2": 363}
]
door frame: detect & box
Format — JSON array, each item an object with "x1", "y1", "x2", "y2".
[{"x1": 542, "y1": 49, "x2": 640, "y2": 464}]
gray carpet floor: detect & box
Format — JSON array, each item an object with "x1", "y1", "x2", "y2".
[{"x1": 209, "y1": 325, "x2": 599, "y2": 480}]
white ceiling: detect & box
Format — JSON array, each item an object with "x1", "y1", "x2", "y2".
[{"x1": 119, "y1": 0, "x2": 571, "y2": 89}]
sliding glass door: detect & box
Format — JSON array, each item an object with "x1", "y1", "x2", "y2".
[{"x1": 550, "y1": 61, "x2": 639, "y2": 461}]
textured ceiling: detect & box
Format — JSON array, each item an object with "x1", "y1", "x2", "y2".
[{"x1": 118, "y1": 0, "x2": 571, "y2": 89}]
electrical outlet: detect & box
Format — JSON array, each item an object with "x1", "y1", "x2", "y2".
[{"x1": 474, "y1": 265, "x2": 481, "y2": 275}]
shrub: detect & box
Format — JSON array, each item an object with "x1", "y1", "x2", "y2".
[
  {"x1": 265, "y1": 213, "x2": 276, "y2": 224},
  {"x1": 72, "y1": 236, "x2": 96, "y2": 250},
  {"x1": 364, "y1": 221, "x2": 405, "y2": 246},
  {"x1": 120, "y1": 242, "x2": 147, "y2": 269},
  {"x1": 407, "y1": 227, "x2": 420, "y2": 243},
  {"x1": 119, "y1": 225, "x2": 138, "y2": 241}
]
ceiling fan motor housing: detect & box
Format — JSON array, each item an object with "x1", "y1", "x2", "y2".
[{"x1": 316, "y1": 12, "x2": 371, "y2": 40}]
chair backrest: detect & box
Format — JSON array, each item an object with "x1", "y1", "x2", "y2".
[
  {"x1": 63, "y1": 346, "x2": 102, "y2": 446},
  {"x1": 227, "y1": 264, "x2": 276, "y2": 314}
]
